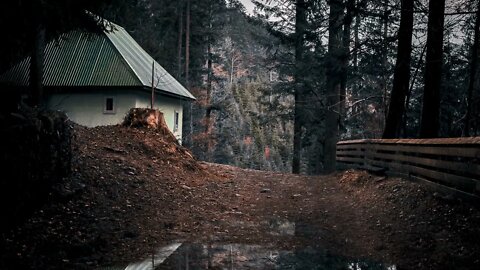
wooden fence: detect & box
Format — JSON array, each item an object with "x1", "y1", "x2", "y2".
[{"x1": 336, "y1": 138, "x2": 480, "y2": 200}]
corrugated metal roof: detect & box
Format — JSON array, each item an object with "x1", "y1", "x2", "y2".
[
  {"x1": 106, "y1": 24, "x2": 195, "y2": 100},
  {"x1": 0, "y1": 58, "x2": 29, "y2": 86},
  {"x1": 0, "y1": 31, "x2": 139, "y2": 87},
  {"x1": 0, "y1": 22, "x2": 195, "y2": 100}
]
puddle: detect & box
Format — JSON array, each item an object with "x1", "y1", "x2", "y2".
[
  {"x1": 100, "y1": 220, "x2": 394, "y2": 269},
  {"x1": 97, "y1": 242, "x2": 181, "y2": 270},
  {"x1": 267, "y1": 219, "x2": 296, "y2": 236},
  {"x1": 158, "y1": 243, "x2": 282, "y2": 269},
  {"x1": 101, "y1": 242, "x2": 396, "y2": 270},
  {"x1": 276, "y1": 246, "x2": 396, "y2": 270},
  {"x1": 235, "y1": 219, "x2": 317, "y2": 238},
  {"x1": 264, "y1": 219, "x2": 325, "y2": 240}
]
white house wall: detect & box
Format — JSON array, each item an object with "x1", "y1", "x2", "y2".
[
  {"x1": 46, "y1": 90, "x2": 184, "y2": 143},
  {"x1": 46, "y1": 90, "x2": 136, "y2": 127},
  {"x1": 135, "y1": 92, "x2": 183, "y2": 142}
]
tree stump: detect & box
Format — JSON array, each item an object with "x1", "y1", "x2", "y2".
[{"x1": 123, "y1": 108, "x2": 178, "y2": 144}]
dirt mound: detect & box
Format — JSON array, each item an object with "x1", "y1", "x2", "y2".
[
  {"x1": 0, "y1": 120, "x2": 224, "y2": 269},
  {"x1": 75, "y1": 124, "x2": 208, "y2": 177},
  {"x1": 338, "y1": 169, "x2": 386, "y2": 187},
  {"x1": 1, "y1": 118, "x2": 479, "y2": 269},
  {"x1": 337, "y1": 169, "x2": 480, "y2": 269}
]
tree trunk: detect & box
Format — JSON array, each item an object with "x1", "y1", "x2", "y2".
[
  {"x1": 381, "y1": 0, "x2": 389, "y2": 129},
  {"x1": 182, "y1": 0, "x2": 192, "y2": 147},
  {"x1": 339, "y1": 0, "x2": 355, "y2": 134},
  {"x1": 465, "y1": 2, "x2": 480, "y2": 137},
  {"x1": 324, "y1": 0, "x2": 343, "y2": 173},
  {"x1": 30, "y1": 3, "x2": 46, "y2": 106},
  {"x1": 230, "y1": 52, "x2": 235, "y2": 85},
  {"x1": 177, "y1": 0, "x2": 184, "y2": 79},
  {"x1": 353, "y1": 9, "x2": 360, "y2": 73},
  {"x1": 292, "y1": 0, "x2": 307, "y2": 174},
  {"x1": 402, "y1": 44, "x2": 426, "y2": 137},
  {"x1": 383, "y1": 0, "x2": 414, "y2": 138},
  {"x1": 419, "y1": 0, "x2": 445, "y2": 138},
  {"x1": 205, "y1": 45, "x2": 213, "y2": 132},
  {"x1": 205, "y1": 6, "x2": 213, "y2": 135},
  {"x1": 185, "y1": 0, "x2": 191, "y2": 88},
  {"x1": 351, "y1": 4, "x2": 360, "y2": 118}
]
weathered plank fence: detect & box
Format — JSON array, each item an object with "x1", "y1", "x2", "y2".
[{"x1": 336, "y1": 138, "x2": 480, "y2": 200}]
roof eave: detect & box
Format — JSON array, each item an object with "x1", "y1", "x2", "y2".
[{"x1": 142, "y1": 86, "x2": 196, "y2": 101}]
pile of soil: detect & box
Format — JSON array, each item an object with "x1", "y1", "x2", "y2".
[
  {"x1": 0, "y1": 118, "x2": 479, "y2": 269},
  {"x1": 336, "y1": 169, "x2": 480, "y2": 269},
  {"x1": 0, "y1": 114, "x2": 224, "y2": 269},
  {"x1": 0, "y1": 107, "x2": 71, "y2": 233}
]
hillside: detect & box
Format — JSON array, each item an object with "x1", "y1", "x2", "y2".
[{"x1": 0, "y1": 123, "x2": 479, "y2": 269}]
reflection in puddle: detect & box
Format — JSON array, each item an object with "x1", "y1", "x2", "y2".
[
  {"x1": 349, "y1": 262, "x2": 397, "y2": 270},
  {"x1": 102, "y1": 242, "x2": 395, "y2": 269},
  {"x1": 125, "y1": 242, "x2": 181, "y2": 270},
  {"x1": 158, "y1": 243, "x2": 280, "y2": 269},
  {"x1": 97, "y1": 242, "x2": 181, "y2": 270},
  {"x1": 267, "y1": 219, "x2": 295, "y2": 236},
  {"x1": 154, "y1": 243, "x2": 395, "y2": 270},
  {"x1": 101, "y1": 220, "x2": 395, "y2": 269}
]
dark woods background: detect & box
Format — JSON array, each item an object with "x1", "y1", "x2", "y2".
[{"x1": 1, "y1": 0, "x2": 480, "y2": 174}]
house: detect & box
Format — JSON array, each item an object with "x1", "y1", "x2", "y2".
[{"x1": 0, "y1": 21, "x2": 195, "y2": 142}]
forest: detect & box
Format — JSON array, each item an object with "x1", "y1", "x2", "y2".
[{"x1": 1, "y1": 0, "x2": 480, "y2": 175}]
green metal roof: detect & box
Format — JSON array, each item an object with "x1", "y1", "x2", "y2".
[{"x1": 0, "y1": 23, "x2": 195, "y2": 100}]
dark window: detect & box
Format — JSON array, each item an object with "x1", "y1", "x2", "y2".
[
  {"x1": 174, "y1": 111, "x2": 179, "y2": 131},
  {"x1": 105, "y1": 97, "x2": 115, "y2": 113}
]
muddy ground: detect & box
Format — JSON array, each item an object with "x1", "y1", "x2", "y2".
[{"x1": 1, "y1": 125, "x2": 479, "y2": 269}]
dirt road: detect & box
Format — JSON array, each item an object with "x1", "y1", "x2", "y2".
[{"x1": 1, "y1": 125, "x2": 479, "y2": 269}]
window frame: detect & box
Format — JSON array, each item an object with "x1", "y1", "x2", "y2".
[
  {"x1": 174, "y1": 110, "x2": 179, "y2": 132},
  {"x1": 103, "y1": 96, "x2": 116, "y2": 114}
]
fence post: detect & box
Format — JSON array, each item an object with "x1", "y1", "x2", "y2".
[{"x1": 364, "y1": 140, "x2": 371, "y2": 168}]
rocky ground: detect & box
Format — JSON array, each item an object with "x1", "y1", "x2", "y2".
[{"x1": 1, "y1": 124, "x2": 479, "y2": 269}]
